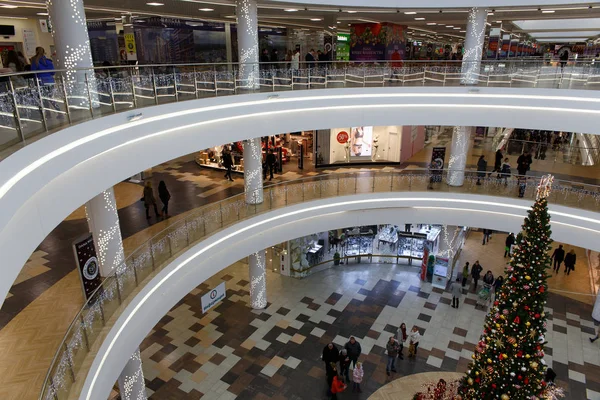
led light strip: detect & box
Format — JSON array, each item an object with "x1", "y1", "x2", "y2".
[
  {"x1": 84, "y1": 196, "x2": 600, "y2": 399},
  {"x1": 2, "y1": 91, "x2": 600, "y2": 203}
]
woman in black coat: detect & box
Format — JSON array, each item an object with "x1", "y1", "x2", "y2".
[
  {"x1": 476, "y1": 155, "x2": 487, "y2": 186},
  {"x1": 158, "y1": 181, "x2": 171, "y2": 218},
  {"x1": 564, "y1": 249, "x2": 576, "y2": 275}
]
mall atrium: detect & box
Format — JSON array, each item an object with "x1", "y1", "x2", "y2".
[{"x1": 1, "y1": 0, "x2": 600, "y2": 399}]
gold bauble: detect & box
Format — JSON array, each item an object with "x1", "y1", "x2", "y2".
[
  {"x1": 468, "y1": 378, "x2": 474, "y2": 385},
  {"x1": 501, "y1": 395, "x2": 509, "y2": 400}
]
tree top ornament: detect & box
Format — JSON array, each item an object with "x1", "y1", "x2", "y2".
[{"x1": 536, "y1": 175, "x2": 554, "y2": 200}]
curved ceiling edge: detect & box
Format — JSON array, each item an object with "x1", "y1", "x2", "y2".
[
  {"x1": 1, "y1": 86, "x2": 600, "y2": 308},
  {"x1": 80, "y1": 193, "x2": 600, "y2": 400},
  {"x1": 265, "y1": 0, "x2": 594, "y2": 8}
]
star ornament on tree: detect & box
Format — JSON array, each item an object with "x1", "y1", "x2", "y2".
[{"x1": 536, "y1": 174, "x2": 554, "y2": 200}]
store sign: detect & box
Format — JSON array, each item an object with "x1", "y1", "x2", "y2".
[
  {"x1": 336, "y1": 131, "x2": 349, "y2": 144},
  {"x1": 337, "y1": 35, "x2": 348, "y2": 42},
  {"x1": 72, "y1": 234, "x2": 103, "y2": 300},
  {"x1": 201, "y1": 282, "x2": 226, "y2": 313}
]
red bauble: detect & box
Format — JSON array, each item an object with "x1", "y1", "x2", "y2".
[
  {"x1": 540, "y1": 286, "x2": 545, "y2": 293},
  {"x1": 511, "y1": 277, "x2": 517, "y2": 282},
  {"x1": 524, "y1": 306, "x2": 530, "y2": 310},
  {"x1": 492, "y1": 384, "x2": 497, "y2": 389},
  {"x1": 524, "y1": 378, "x2": 529, "y2": 385},
  {"x1": 534, "y1": 313, "x2": 540, "y2": 318},
  {"x1": 514, "y1": 316, "x2": 521, "y2": 324},
  {"x1": 518, "y1": 375, "x2": 523, "y2": 380}
]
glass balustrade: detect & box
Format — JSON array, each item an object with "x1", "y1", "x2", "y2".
[
  {"x1": 39, "y1": 169, "x2": 600, "y2": 400},
  {"x1": 1, "y1": 59, "x2": 600, "y2": 159}
]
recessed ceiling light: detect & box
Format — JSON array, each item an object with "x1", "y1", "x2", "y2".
[
  {"x1": 347, "y1": 10, "x2": 357, "y2": 13},
  {"x1": 446, "y1": 25, "x2": 454, "y2": 28},
  {"x1": 124, "y1": 23, "x2": 133, "y2": 27},
  {"x1": 199, "y1": 8, "x2": 214, "y2": 11},
  {"x1": 542, "y1": 10, "x2": 555, "y2": 13},
  {"x1": 336, "y1": 21, "x2": 340, "y2": 24},
  {"x1": 426, "y1": 22, "x2": 436, "y2": 25},
  {"x1": 404, "y1": 11, "x2": 417, "y2": 15},
  {"x1": 415, "y1": 17, "x2": 425, "y2": 20},
  {"x1": 453, "y1": 27, "x2": 460, "y2": 30},
  {"x1": 146, "y1": 2, "x2": 164, "y2": 6},
  {"x1": 460, "y1": 30, "x2": 466, "y2": 32},
  {"x1": 310, "y1": 18, "x2": 322, "y2": 21},
  {"x1": 0, "y1": 4, "x2": 18, "y2": 8},
  {"x1": 488, "y1": 12, "x2": 494, "y2": 16},
  {"x1": 284, "y1": 8, "x2": 298, "y2": 12},
  {"x1": 37, "y1": 12, "x2": 48, "y2": 16},
  {"x1": 496, "y1": 20, "x2": 502, "y2": 23}
]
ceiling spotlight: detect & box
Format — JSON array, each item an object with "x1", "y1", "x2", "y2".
[
  {"x1": 541, "y1": 10, "x2": 555, "y2": 13},
  {"x1": 347, "y1": 10, "x2": 357, "y2": 13},
  {"x1": 336, "y1": 21, "x2": 340, "y2": 24},
  {"x1": 199, "y1": 8, "x2": 214, "y2": 11},
  {"x1": 404, "y1": 11, "x2": 417, "y2": 15},
  {"x1": 284, "y1": 8, "x2": 298, "y2": 12},
  {"x1": 0, "y1": 4, "x2": 18, "y2": 8},
  {"x1": 146, "y1": 2, "x2": 164, "y2": 6},
  {"x1": 446, "y1": 25, "x2": 454, "y2": 28},
  {"x1": 460, "y1": 30, "x2": 466, "y2": 32},
  {"x1": 426, "y1": 22, "x2": 436, "y2": 25},
  {"x1": 310, "y1": 18, "x2": 322, "y2": 21},
  {"x1": 488, "y1": 12, "x2": 494, "y2": 16},
  {"x1": 453, "y1": 27, "x2": 460, "y2": 30},
  {"x1": 415, "y1": 17, "x2": 425, "y2": 20},
  {"x1": 37, "y1": 12, "x2": 49, "y2": 16}
]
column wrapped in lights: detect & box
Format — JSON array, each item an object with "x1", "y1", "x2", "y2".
[
  {"x1": 243, "y1": 138, "x2": 264, "y2": 204},
  {"x1": 117, "y1": 348, "x2": 148, "y2": 400},
  {"x1": 447, "y1": 126, "x2": 471, "y2": 187},
  {"x1": 85, "y1": 188, "x2": 125, "y2": 277},
  {"x1": 461, "y1": 7, "x2": 487, "y2": 85},
  {"x1": 46, "y1": 0, "x2": 97, "y2": 106},
  {"x1": 249, "y1": 250, "x2": 267, "y2": 309},
  {"x1": 236, "y1": 0, "x2": 259, "y2": 89}
]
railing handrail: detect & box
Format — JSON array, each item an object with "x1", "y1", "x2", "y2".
[{"x1": 39, "y1": 167, "x2": 600, "y2": 400}]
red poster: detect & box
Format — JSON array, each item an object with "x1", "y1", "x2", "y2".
[{"x1": 420, "y1": 247, "x2": 429, "y2": 281}]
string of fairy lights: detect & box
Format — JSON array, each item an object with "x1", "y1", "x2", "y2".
[
  {"x1": 447, "y1": 126, "x2": 470, "y2": 186},
  {"x1": 120, "y1": 350, "x2": 148, "y2": 400},
  {"x1": 236, "y1": 0, "x2": 259, "y2": 88},
  {"x1": 244, "y1": 138, "x2": 264, "y2": 204},
  {"x1": 461, "y1": 7, "x2": 488, "y2": 85},
  {"x1": 249, "y1": 250, "x2": 267, "y2": 309}
]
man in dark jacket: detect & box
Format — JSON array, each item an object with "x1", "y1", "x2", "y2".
[
  {"x1": 476, "y1": 155, "x2": 487, "y2": 185},
  {"x1": 517, "y1": 151, "x2": 533, "y2": 176},
  {"x1": 490, "y1": 148, "x2": 503, "y2": 176},
  {"x1": 551, "y1": 244, "x2": 565, "y2": 273},
  {"x1": 266, "y1": 148, "x2": 276, "y2": 180},
  {"x1": 564, "y1": 249, "x2": 576, "y2": 275},
  {"x1": 344, "y1": 336, "x2": 362, "y2": 368},
  {"x1": 222, "y1": 149, "x2": 234, "y2": 182},
  {"x1": 471, "y1": 261, "x2": 483, "y2": 292},
  {"x1": 322, "y1": 343, "x2": 339, "y2": 379},
  {"x1": 504, "y1": 233, "x2": 515, "y2": 257},
  {"x1": 305, "y1": 49, "x2": 315, "y2": 69}
]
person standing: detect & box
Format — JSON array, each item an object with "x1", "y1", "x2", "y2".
[
  {"x1": 30, "y1": 47, "x2": 55, "y2": 85},
  {"x1": 408, "y1": 326, "x2": 421, "y2": 358},
  {"x1": 344, "y1": 336, "x2": 361, "y2": 368},
  {"x1": 385, "y1": 336, "x2": 399, "y2": 375},
  {"x1": 471, "y1": 261, "x2": 483, "y2": 292},
  {"x1": 158, "y1": 180, "x2": 171, "y2": 218},
  {"x1": 493, "y1": 275, "x2": 504, "y2": 302},
  {"x1": 504, "y1": 233, "x2": 515, "y2": 257},
  {"x1": 490, "y1": 148, "x2": 503, "y2": 176},
  {"x1": 322, "y1": 343, "x2": 339, "y2": 380},
  {"x1": 396, "y1": 323, "x2": 408, "y2": 359},
  {"x1": 222, "y1": 148, "x2": 234, "y2": 182},
  {"x1": 551, "y1": 244, "x2": 565, "y2": 273},
  {"x1": 564, "y1": 249, "x2": 576, "y2": 275},
  {"x1": 142, "y1": 181, "x2": 160, "y2": 219},
  {"x1": 266, "y1": 148, "x2": 276, "y2": 181},
  {"x1": 517, "y1": 150, "x2": 533, "y2": 176},
  {"x1": 338, "y1": 349, "x2": 351, "y2": 383},
  {"x1": 500, "y1": 157, "x2": 511, "y2": 185},
  {"x1": 352, "y1": 362, "x2": 364, "y2": 393},
  {"x1": 476, "y1": 155, "x2": 487, "y2": 186},
  {"x1": 482, "y1": 229, "x2": 491, "y2": 245},
  {"x1": 483, "y1": 270, "x2": 495, "y2": 286},
  {"x1": 305, "y1": 49, "x2": 316, "y2": 69},
  {"x1": 291, "y1": 49, "x2": 300, "y2": 72},
  {"x1": 461, "y1": 262, "x2": 470, "y2": 287},
  {"x1": 450, "y1": 277, "x2": 462, "y2": 308}
]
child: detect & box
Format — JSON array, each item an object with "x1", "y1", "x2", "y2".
[
  {"x1": 408, "y1": 326, "x2": 421, "y2": 358},
  {"x1": 352, "y1": 362, "x2": 364, "y2": 393},
  {"x1": 331, "y1": 371, "x2": 347, "y2": 399}
]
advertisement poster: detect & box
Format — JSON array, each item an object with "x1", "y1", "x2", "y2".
[
  {"x1": 201, "y1": 282, "x2": 226, "y2": 313},
  {"x1": 430, "y1": 146, "x2": 446, "y2": 182},
  {"x1": 124, "y1": 33, "x2": 137, "y2": 61},
  {"x1": 336, "y1": 34, "x2": 350, "y2": 61},
  {"x1": 350, "y1": 23, "x2": 386, "y2": 61},
  {"x1": 420, "y1": 246, "x2": 429, "y2": 281},
  {"x1": 385, "y1": 23, "x2": 406, "y2": 66},
  {"x1": 22, "y1": 29, "x2": 37, "y2": 57},
  {"x1": 350, "y1": 126, "x2": 373, "y2": 157},
  {"x1": 72, "y1": 234, "x2": 102, "y2": 300}
]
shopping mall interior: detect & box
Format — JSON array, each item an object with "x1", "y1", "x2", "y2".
[{"x1": 1, "y1": 0, "x2": 600, "y2": 400}]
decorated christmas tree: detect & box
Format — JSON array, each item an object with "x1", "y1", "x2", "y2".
[{"x1": 459, "y1": 175, "x2": 556, "y2": 400}]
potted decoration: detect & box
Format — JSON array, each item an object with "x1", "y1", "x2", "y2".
[{"x1": 333, "y1": 252, "x2": 341, "y2": 266}]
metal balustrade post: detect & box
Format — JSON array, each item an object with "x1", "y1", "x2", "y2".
[
  {"x1": 185, "y1": 219, "x2": 190, "y2": 245},
  {"x1": 220, "y1": 203, "x2": 224, "y2": 226},
  {"x1": 60, "y1": 74, "x2": 73, "y2": 124},
  {"x1": 115, "y1": 272, "x2": 122, "y2": 304},
  {"x1": 8, "y1": 79, "x2": 25, "y2": 144},
  {"x1": 108, "y1": 71, "x2": 117, "y2": 113},
  {"x1": 132, "y1": 258, "x2": 139, "y2": 286},
  {"x1": 213, "y1": 65, "x2": 218, "y2": 97},
  {"x1": 319, "y1": 176, "x2": 322, "y2": 198},
  {"x1": 355, "y1": 174, "x2": 358, "y2": 193},
  {"x1": 193, "y1": 66, "x2": 199, "y2": 99},
  {"x1": 150, "y1": 241, "x2": 156, "y2": 271},
  {"x1": 173, "y1": 68, "x2": 179, "y2": 102},
  {"x1": 85, "y1": 73, "x2": 94, "y2": 119},
  {"x1": 372, "y1": 174, "x2": 376, "y2": 192},
  {"x1": 167, "y1": 233, "x2": 173, "y2": 256},
  {"x1": 99, "y1": 301, "x2": 106, "y2": 325},
  {"x1": 80, "y1": 314, "x2": 90, "y2": 350},
  {"x1": 130, "y1": 70, "x2": 138, "y2": 108},
  {"x1": 390, "y1": 172, "x2": 394, "y2": 191},
  {"x1": 152, "y1": 68, "x2": 159, "y2": 105},
  {"x1": 63, "y1": 342, "x2": 76, "y2": 382},
  {"x1": 337, "y1": 175, "x2": 340, "y2": 195},
  {"x1": 34, "y1": 76, "x2": 48, "y2": 132},
  {"x1": 49, "y1": 377, "x2": 59, "y2": 400}
]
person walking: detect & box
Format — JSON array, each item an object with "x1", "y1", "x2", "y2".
[
  {"x1": 408, "y1": 326, "x2": 421, "y2": 358},
  {"x1": 564, "y1": 249, "x2": 576, "y2": 275},
  {"x1": 504, "y1": 233, "x2": 515, "y2": 257},
  {"x1": 322, "y1": 343, "x2": 339, "y2": 380},
  {"x1": 266, "y1": 148, "x2": 276, "y2": 180},
  {"x1": 142, "y1": 181, "x2": 160, "y2": 219},
  {"x1": 397, "y1": 323, "x2": 408, "y2": 359},
  {"x1": 476, "y1": 155, "x2": 487, "y2": 185},
  {"x1": 352, "y1": 362, "x2": 364, "y2": 393},
  {"x1": 344, "y1": 336, "x2": 361, "y2": 368},
  {"x1": 589, "y1": 326, "x2": 600, "y2": 343},
  {"x1": 551, "y1": 244, "x2": 565, "y2": 273},
  {"x1": 338, "y1": 349, "x2": 351, "y2": 383},
  {"x1": 222, "y1": 148, "x2": 234, "y2": 182},
  {"x1": 483, "y1": 270, "x2": 495, "y2": 286},
  {"x1": 450, "y1": 277, "x2": 462, "y2": 308},
  {"x1": 158, "y1": 180, "x2": 171, "y2": 218},
  {"x1": 461, "y1": 262, "x2": 470, "y2": 287},
  {"x1": 482, "y1": 229, "x2": 491, "y2": 245},
  {"x1": 471, "y1": 261, "x2": 483, "y2": 292},
  {"x1": 385, "y1": 336, "x2": 399, "y2": 375},
  {"x1": 500, "y1": 157, "x2": 511, "y2": 185}
]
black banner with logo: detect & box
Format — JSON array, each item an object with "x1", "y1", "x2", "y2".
[
  {"x1": 72, "y1": 234, "x2": 102, "y2": 300},
  {"x1": 429, "y1": 147, "x2": 446, "y2": 182}
]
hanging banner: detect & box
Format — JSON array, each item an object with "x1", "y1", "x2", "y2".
[
  {"x1": 124, "y1": 33, "x2": 137, "y2": 61},
  {"x1": 72, "y1": 233, "x2": 102, "y2": 300},
  {"x1": 201, "y1": 282, "x2": 226, "y2": 313},
  {"x1": 429, "y1": 146, "x2": 446, "y2": 183},
  {"x1": 22, "y1": 29, "x2": 37, "y2": 57}
]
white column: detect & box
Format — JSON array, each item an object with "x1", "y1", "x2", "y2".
[
  {"x1": 236, "y1": 0, "x2": 259, "y2": 88},
  {"x1": 447, "y1": 126, "x2": 472, "y2": 187},
  {"x1": 117, "y1": 349, "x2": 148, "y2": 400},
  {"x1": 85, "y1": 188, "x2": 125, "y2": 277},
  {"x1": 249, "y1": 251, "x2": 267, "y2": 309},
  {"x1": 243, "y1": 138, "x2": 264, "y2": 204},
  {"x1": 461, "y1": 7, "x2": 487, "y2": 85}
]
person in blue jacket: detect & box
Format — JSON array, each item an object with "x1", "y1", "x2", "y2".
[{"x1": 29, "y1": 47, "x2": 55, "y2": 85}]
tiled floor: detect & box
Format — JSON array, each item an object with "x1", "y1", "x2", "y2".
[
  {"x1": 139, "y1": 237, "x2": 600, "y2": 400},
  {"x1": 1, "y1": 132, "x2": 600, "y2": 400}
]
